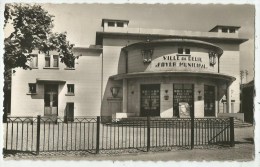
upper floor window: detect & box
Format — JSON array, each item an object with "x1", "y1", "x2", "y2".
[
  {"x1": 222, "y1": 28, "x2": 228, "y2": 33},
  {"x1": 28, "y1": 83, "x2": 36, "y2": 94},
  {"x1": 117, "y1": 22, "x2": 124, "y2": 27},
  {"x1": 53, "y1": 55, "x2": 59, "y2": 67},
  {"x1": 65, "y1": 59, "x2": 75, "y2": 69},
  {"x1": 45, "y1": 56, "x2": 51, "y2": 67},
  {"x1": 178, "y1": 48, "x2": 190, "y2": 55},
  {"x1": 44, "y1": 55, "x2": 59, "y2": 68},
  {"x1": 108, "y1": 22, "x2": 115, "y2": 27},
  {"x1": 229, "y1": 28, "x2": 236, "y2": 33},
  {"x1": 29, "y1": 54, "x2": 38, "y2": 68}
]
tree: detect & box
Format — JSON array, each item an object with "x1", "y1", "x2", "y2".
[{"x1": 3, "y1": 4, "x2": 78, "y2": 121}]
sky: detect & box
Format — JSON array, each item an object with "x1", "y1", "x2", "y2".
[
  {"x1": 6, "y1": 3, "x2": 255, "y2": 81},
  {"x1": 40, "y1": 3, "x2": 255, "y2": 81}
]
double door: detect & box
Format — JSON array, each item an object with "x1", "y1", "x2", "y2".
[
  {"x1": 140, "y1": 84, "x2": 160, "y2": 117},
  {"x1": 44, "y1": 84, "x2": 58, "y2": 117}
]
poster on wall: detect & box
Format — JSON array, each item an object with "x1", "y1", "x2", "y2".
[{"x1": 179, "y1": 102, "x2": 191, "y2": 118}]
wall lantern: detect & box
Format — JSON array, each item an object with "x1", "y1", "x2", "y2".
[
  {"x1": 164, "y1": 90, "x2": 169, "y2": 100},
  {"x1": 198, "y1": 90, "x2": 202, "y2": 100},
  {"x1": 208, "y1": 51, "x2": 217, "y2": 67},
  {"x1": 141, "y1": 49, "x2": 153, "y2": 64},
  {"x1": 110, "y1": 87, "x2": 120, "y2": 98}
]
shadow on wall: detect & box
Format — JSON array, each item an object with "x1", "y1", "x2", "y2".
[{"x1": 117, "y1": 49, "x2": 127, "y2": 74}]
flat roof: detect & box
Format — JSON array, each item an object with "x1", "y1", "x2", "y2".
[{"x1": 95, "y1": 31, "x2": 248, "y2": 46}]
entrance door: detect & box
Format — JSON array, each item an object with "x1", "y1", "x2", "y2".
[
  {"x1": 204, "y1": 85, "x2": 215, "y2": 116},
  {"x1": 66, "y1": 103, "x2": 74, "y2": 122},
  {"x1": 44, "y1": 84, "x2": 58, "y2": 117},
  {"x1": 140, "y1": 84, "x2": 160, "y2": 117},
  {"x1": 173, "y1": 84, "x2": 194, "y2": 117}
]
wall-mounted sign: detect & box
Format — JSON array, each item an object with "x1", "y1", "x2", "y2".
[
  {"x1": 179, "y1": 102, "x2": 191, "y2": 118},
  {"x1": 155, "y1": 55, "x2": 206, "y2": 69}
]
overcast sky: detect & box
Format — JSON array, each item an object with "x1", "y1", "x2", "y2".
[{"x1": 39, "y1": 4, "x2": 254, "y2": 81}]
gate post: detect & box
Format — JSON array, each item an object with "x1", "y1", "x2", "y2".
[
  {"x1": 147, "y1": 116, "x2": 151, "y2": 152},
  {"x1": 229, "y1": 117, "x2": 235, "y2": 147},
  {"x1": 96, "y1": 116, "x2": 100, "y2": 154},
  {"x1": 36, "y1": 115, "x2": 41, "y2": 155},
  {"x1": 191, "y1": 116, "x2": 194, "y2": 149}
]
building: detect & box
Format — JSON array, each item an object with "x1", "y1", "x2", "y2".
[
  {"x1": 10, "y1": 19, "x2": 247, "y2": 120},
  {"x1": 241, "y1": 80, "x2": 254, "y2": 123}
]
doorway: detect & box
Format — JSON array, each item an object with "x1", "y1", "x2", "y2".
[
  {"x1": 140, "y1": 84, "x2": 160, "y2": 117},
  {"x1": 44, "y1": 84, "x2": 58, "y2": 117},
  {"x1": 204, "y1": 85, "x2": 215, "y2": 116},
  {"x1": 65, "y1": 103, "x2": 74, "y2": 122},
  {"x1": 173, "y1": 84, "x2": 194, "y2": 117}
]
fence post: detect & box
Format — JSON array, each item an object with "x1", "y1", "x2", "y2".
[
  {"x1": 36, "y1": 115, "x2": 41, "y2": 155},
  {"x1": 191, "y1": 116, "x2": 194, "y2": 149},
  {"x1": 147, "y1": 116, "x2": 151, "y2": 152},
  {"x1": 229, "y1": 117, "x2": 235, "y2": 147},
  {"x1": 96, "y1": 116, "x2": 100, "y2": 154}
]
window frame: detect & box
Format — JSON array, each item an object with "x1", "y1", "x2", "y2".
[
  {"x1": 108, "y1": 21, "x2": 115, "y2": 27},
  {"x1": 28, "y1": 83, "x2": 37, "y2": 94},
  {"x1": 29, "y1": 54, "x2": 38, "y2": 68},
  {"x1": 177, "y1": 48, "x2": 191, "y2": 55},
  {"x1": 53, "y1": 55, "x2": 59, "y2": 68},
  {"x1": 66, "y1": 84, "x2": 75, "y2": 96},
  {"x1": 45, "y1": 56, "x2": 51, "y2": 68}
]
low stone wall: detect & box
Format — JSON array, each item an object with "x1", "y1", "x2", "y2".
[{"x1": 217, "y1": 113, "x2": 244, "y2": 122}]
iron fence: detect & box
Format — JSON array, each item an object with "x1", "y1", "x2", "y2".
[{"x1": 3, "y1": 116, "x2": 235, "y2": 155}]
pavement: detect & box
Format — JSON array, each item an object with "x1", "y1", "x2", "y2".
[{"x1": 2, "y1": 126, "x2": 255, "y2": 161}]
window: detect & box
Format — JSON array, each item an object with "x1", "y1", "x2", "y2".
[
  {"x1": 108, "y1": 22, "x2": 115, "y2": 27},
  {"x1": 117, "y1": 22, "x2": 124, "y2": 27},
  {"x1": 67, "y1": 84, "x2": 75, "y2": 95},
  {"x1": 30, "y1": 54, "x2": 38, "y2": 68},
  {"x1": 185, "y1": 49, "x2": 190, "y2": 54},
  {"x1": 229, "y1": 28, "x2": 236, "y2": 33},
  {"x1": 66, "y1": 59, "x2": 75, "y2": 69},
  {"x1": 178, "y1": 48, "x2": 190, "y2": 55},
  {"x1": 222, "y1": 28, "x2": 228, "y2": 33},
  {"x1": 28, "y1": 83, "x2": 36, "y2": 94},
  {"x1": 178, "y1": 48, "x2": 183, "y2": 54},
  {"x1": 45, "y1": 56, "x2": 50, "y2": 67},
  {"x1": 53, "y1": 55, "x2": 59, "y2": 67}
]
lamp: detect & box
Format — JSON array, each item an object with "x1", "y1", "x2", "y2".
[
  {"x1": 198, "y1": 90, "x2": 202, "y2": 100},
  {"x1": 208, "y1": 51, "x2": 217, "y2": 66},
  {"x1": 141, "y1": 49, "x2": 153, "y2": 64},
  {"x1": 164, "y1": 90, "x2": 169, "y2": 100},
  {"x1": 110, "y1": 87, "x2": 120, "y2": 98}
]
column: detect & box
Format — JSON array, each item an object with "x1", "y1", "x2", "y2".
[
  {"x1": 123, "y1": 79, "x2": 128, "y2": 113},
  {"x1": 226, "y1": 85, "x2": 232, "y2": 113}
]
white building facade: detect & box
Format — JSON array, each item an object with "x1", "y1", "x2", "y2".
[{"x1": 10, "y1": 19, "x2": 247, "y2": 120}]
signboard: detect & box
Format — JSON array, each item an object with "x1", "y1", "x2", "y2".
[
  {"x1": 155, "y1": 55, "x2": 206, "y2": 69},
  {"x1": 149, "y1": 52, "x2": 217, "y2": 73},
  {"x1": 179, "y1": 102, "x2": 191, "y2": 118}
]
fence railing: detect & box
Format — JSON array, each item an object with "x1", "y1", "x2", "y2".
[{"x1": 3, "y1": 116, "x2": 235, "y2": 155}]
